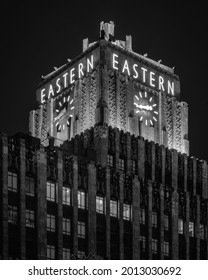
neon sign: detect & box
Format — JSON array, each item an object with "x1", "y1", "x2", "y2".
[
  {"x1": 38, "y1": 55, "x2": 94, "y2": 104},
  {"x1": 112, "y1": 53, "x2": 175, "y2": 95}
]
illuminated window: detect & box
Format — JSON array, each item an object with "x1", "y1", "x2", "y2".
[
  {"x1": 63, "y1": 218, "x2": 71, "y2": 235},
  {"x1": 178, "y1": 219, "x2": 183, "y2": 234},
  {"x1": 152, "y1": 212, "x2": 157, "y2": 227},
  {"x1": 47, "y1": 214, "x2": 56, "y2": 232},
  {"x1": 107, "y1": 155, "x2": 113, "y2": 167},
  {"x1": 110, "y1": 200, "x2": 118, "y2": 217},
  {"x1": 47, "y1": 181, "x2": 56, "y2": 202},
  {"x1": 63, "y1": 187, "x2": 71, "y2": 206},
  {"x1": 8, "y1": 172, "x2": 18, "y2": 192},
  {"x1": 189, "y1": 221, "x2": 194, "y2": 237},
  {"x1": 131, "y1": 160, "x2": 136, "y2": 173},
  {"x1": 63, "y1": 248, "x2": 70, "y2": 260},
  {"x1": 140, "y1": 208, "x2": 145, "y2": 224},
  {"x1": 78, "y1": 221, "x2": 85, "y2": 238},
  {"x1": 123, "y1": 203, "x2": 131, "y2": 221},
  {"x1": 152, "y1": 239, "x2": 158, "y2": 254},
  {"x1": 140, "y1": 236, "x2": 146, "y2": 252},
  {"x1": 164, "y1": 241, "x2": 169, "y2": 256},
  {"x1": 200, "y1": 224, "x2": 205, "y2": 240},
  {"x1": 119, "y1": 158, "x2": 124, "y2": 171},
  {"x1": 25, "y1": 209, "x2": 35, "y2": 228},
  {"x1": 47, "y1": 245, "x2": 55, "y2": 259},
  {"x1": 26, "y1": 176, "x2": 35, "y2": 196},
  {"x1": 8, "y1": 205, "x2": 18, "y2": 224},
  {"x1": 164, "y1": 215, "x2": 169, "y2": 230},
  {"x1": 96, "y1": 196, "x2": 104, "y2": 214},
  {"x1": 78, "y1": 250, "x2": 85, "y2": 259},
  {"x1": 78, "y1": 191, "x2": 85, "y2": 209}
]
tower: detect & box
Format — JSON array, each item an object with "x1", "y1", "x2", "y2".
[{"x1": 29, "y1": 21, "x2": 189, "y2": 155}]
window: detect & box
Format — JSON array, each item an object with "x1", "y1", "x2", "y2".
[
  {"x1": 63, "y1": 218, "x2": 71, "y2": 235},
  {"x1": 8, "y1": 172, "x2": 18, "y2": 192},
  {"x1": 8, "y1": 205, "x2": 18, "y2": 224},
  {"x1": 119, "y1": 158, "x2": 124, "y2": 171},
  {"x1": 96, "y1": 196, "x2": 104, "y2": 214},
  {"x1": 123, "y1": 203, "x2": 131, "y2": 221},
  {"x1": 26, "y1": 176, "x2": 35, "y2": 196},
  {"x1": 200, "y1": 224, "x2": 205, "y2": 239},
  {"x1": 47, "y1": 214, "x2": 56, "y2": 232},
  {"x1": 131, "y1": 160, "x2": 136, "y2": 173},
  {"x1": 78, "y1": 250, "x2": 85, "y2": 259},
  {"x1": 63, "y1": 187, "x2": 71, "y2": 206},
  {"x1": 164, "y1": 241, "x2": 169, "y2": 256},
  {"x1": 152, "y1": 239, "x2": 158, "y2": 254},
  {"x1": 140, "y1": 208, "x2": 145, "y2": 224},
  {"x1": 152, "y1": 212, "x2": 157, "y2": 227},
  {"x1": 178, "y1": 219, "x2": 183, "y2": 234},
  {"x1": 63, "y1": 248, "x2": 70, "y2": 260},
  {"x1": 110, "y1": 200, "x2": 118, "y2": 217},
  {"x1": 78, "y1": 191, "x2": 85, "y2": 209},
  {"x1": 78, "y1": 221, "x2": 85, "y2": 238},
  {"x1": 164, "y1": 215, "x2": 169, "y2": 230},
  {"x1": 47, "y1": 181, "x2": 56, "y2": 202},
  {"x1": 189, "y1": 221, "x2": 194, "y2": 237},
  {"x1": 25, "y1": 209, "x2": 35, "y2": 228},
  {"x1": 140, "y1": 236, "x2": 146, "y2": 252},
  {"x1": 108, "y1": 155, "x2": 113, "y2": 167},
  {"x1": 47, "y1": 245, "x2": 55, "y2": 259}
]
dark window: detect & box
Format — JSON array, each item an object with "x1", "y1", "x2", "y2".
[
  {"x1": 47, "y1": 245, "x2": 55, "y2": 259},
  {"x1": 108, "y1": 155, "x2": 113, "y2": 168},
  {"x1": 119, "y1": 158, "x2": 124, "y2": 171},
  {"x1": 8, "y1": 205, "x2": 18, "y2": 224},
  {"x1": 47, "y1": 214, "x2": 56, "y2": 232},
  {"x1": 26, "y1": 176, "x2": 35, "y2": 196},
  {"x1": 8, "y1": 172, "x2": 18, "y2": 192},
  {"x1": 63, "y1": 248, "x2": 70, "y2": 260},
  {"x1": 25, "y1": 209, "x2": 35, "y2": 228},
  {"x1": 47, "y1": 181, "x2": 56, "y2": 202},
  {"x1": 63, "y1": 218, "x2": 71, "y2": 235},
  {"x1": 78, "y1": 221, "x2": 85, "y2": 238}
]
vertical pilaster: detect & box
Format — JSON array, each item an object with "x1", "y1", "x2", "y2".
[
  {"x1": 137, "y1": 137, "x2": 145, "y2": 179},
  {"x1": 171, "y1": 191, "x2": 179, "y2": 259},
  {"x1": 57, "y1": 150, "x2": 63, "y2": 259},
  {"x1": 195, "y1": 195, "x2": 200, "y2": 259},
  {"x1": 0, "y1": 133, "x2": 8, "y2": 259},
  {"x1": 159, "y1": 185, "x2": 164, "y2": 259},
  {"x1": 185, "y1": 194, "x2": 190, "y2": 259},
  {"x1": 132, "y1": 176, "x2": 140, "y2": 259},
  {"x1": 72, "y1": 157, "x2": 78, "y2": 257},
  {"x1": 119, "y1": 172, "x2": 124, "y2": 259},
  {"x1": 147, "y1": 181, "x2": 152, "y2": 259},
  {"x1": 19, "y1": 138, "x2": 26, "y2": 259},
  {"x1": 105, "y1": 167, "x2": 110, "y2": 259},
  {"x1": 36, "y1": 146, "x2": 47, "y2": 259},
  {"x1": 88, "y1": 163, "x2": 96, "y2": 256}
]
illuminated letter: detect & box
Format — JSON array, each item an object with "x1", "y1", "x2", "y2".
[
  {"x1": 159, "y1": 76, "x2": 165, "y2": 91},
  {"x1": 41, "y1": 88, "x2": 46, "y2": 104},
  {"x1": 150, "y1": 71, "x2": 155, "y2": 87},
  {"x1": 122, "y1": 59, "x2": 130, "y2": 75},
  {"x1": 112, "y1": 53, "x2": 118, "y2": 70},
  {"x1": 70, "y1": 68, "x2": 75, "y2": 84},
  {"x1": 133, "y1": 64, "x2": 138, "y2": 78},
  {"x1": 48, "y1": 84, "x2": 54, "y2": 99},
  {"x1": 141, "y1": 67, "x2": 147, "y2": 83},
  {"x1": 63, "y1": 72, "x2": 68, "y2": 88},
  {"x1": 87, "y1": 55, "x2": 94, "y2": 72},
  {"x1": 78, "y1": 63, "x2": 84, "y2": 78},
  {"x1": 56, "y1": 78, "x2": 61, "y2": 93},
  {"x1": 168, "y1": 80, "x2": 174, "y2": 95}
]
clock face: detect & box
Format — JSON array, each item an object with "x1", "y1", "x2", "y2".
[
  {"x1": 54, "y1": 91, "x2": 74, "y2": 132},
  {"x1": 134, "y1": 91, "x2": 158, "y2": 126}
]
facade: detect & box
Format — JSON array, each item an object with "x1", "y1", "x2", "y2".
[{"x1": 0, "y1": 22, "x2": 208, "y2": 260}]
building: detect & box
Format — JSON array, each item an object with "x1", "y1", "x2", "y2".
[{"x1": 0, "y1": 21, "x2": 208, "y2": 260}]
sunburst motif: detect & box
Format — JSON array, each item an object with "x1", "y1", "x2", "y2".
[
  {"x1": 54, "y1": 92, "x2": 74, "y2": 132},
  {"x1": 134, "y1": 91, "x2": 158, "y2": 126}
]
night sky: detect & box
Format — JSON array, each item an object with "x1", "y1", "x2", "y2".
[{"x1": 1, "y1": 2, "x2": 207, "y2": 162}]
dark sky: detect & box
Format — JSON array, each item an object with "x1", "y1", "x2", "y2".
[{"x1": 1, "y1": 2, "x2": 207, "y2": 161}]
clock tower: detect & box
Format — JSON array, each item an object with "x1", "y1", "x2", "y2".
[{"x1": 29, "y1": 21, "x2": 189, "y2": 155}]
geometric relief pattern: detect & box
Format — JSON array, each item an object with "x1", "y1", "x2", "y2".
[
  {"x1": 35, "y1": 107, "x2": 42, "y2": 139},
  {"x1": 80, "y1": 79, "x2": 87, "y2": 132},
  {"x1": 119, "y1": 76, "x2": 126, "y2": 132},
  {"x1": 90, "y1": 71, "x2": 96, "y2": 127},
  {"x1": 175, "y1": 103, "x2": 182, "y2": 152},
  {"x1": 165, "y1": 96, "x2": 173, "y2": 148},
  {"x1": 108, "y1": 70, "x2": 116, "y2": 127},
  {"x1": 41, "y1": 104, "x2": 48, "y2": 145}
]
